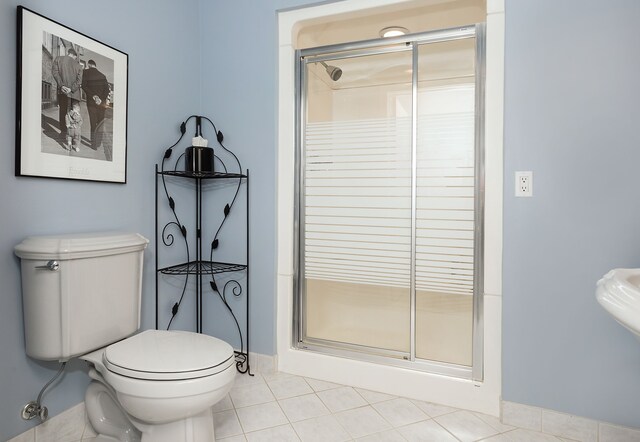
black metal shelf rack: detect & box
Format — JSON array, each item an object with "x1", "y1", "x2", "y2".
[{"x1": 154, "y1": 125, "x2": 251, "y2": 375}]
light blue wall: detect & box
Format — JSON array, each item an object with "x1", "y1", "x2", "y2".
[
  {"x1": 199, "y1": 0, "x2": 640, "y2": 428},
  {"x1": 197, "y1": 0, "x2": 327, "y2": 355},
  {"x1": 503, "y1": 0, "x2": 640, "y2": 428},
  {"x1": 0, "y1": 0, "x2": 201, "y2": 439}
]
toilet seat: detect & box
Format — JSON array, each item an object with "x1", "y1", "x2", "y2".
[{"x1": 104, "y1": 329, "x2": 235, "y2": 381}]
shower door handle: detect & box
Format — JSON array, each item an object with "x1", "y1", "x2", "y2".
[{"x1": 35, "y1": 260, "x2": 59, "y2": 271}]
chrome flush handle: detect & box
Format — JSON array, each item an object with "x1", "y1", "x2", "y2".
[{"x1": 35, "y1": 260, "x2": 59, "y2": 271}]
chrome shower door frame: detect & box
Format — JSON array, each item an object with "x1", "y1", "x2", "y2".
[{"x1": 294, "y1": 24, "x2": 486, "y2": 381}]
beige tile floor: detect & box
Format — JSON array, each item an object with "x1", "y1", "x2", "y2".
[
  {"x1": 13, "y1": 369, "x2": 637, "y2": 441},
  {"x1": 213, "y1": 371, "x2": 574, "y2": 442}
]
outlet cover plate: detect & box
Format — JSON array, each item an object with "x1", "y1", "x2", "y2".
[{"x1": 515, "y1": 171, "x2": 533, "y2": 197}]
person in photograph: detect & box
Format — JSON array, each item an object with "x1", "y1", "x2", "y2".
[
  {"x1": 51, "y1": 47, "x2": 83, "y2": 139},
  {"x1": 81, "y1": 59, "x2": 110, "y2": 150},
  {"x1": 65, "y1": 101, "x2": 83, "y2": 152}
]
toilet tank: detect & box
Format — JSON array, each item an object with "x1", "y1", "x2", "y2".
[{"x1": 14, "y1": 232, "x2": 149, "y2": 361}]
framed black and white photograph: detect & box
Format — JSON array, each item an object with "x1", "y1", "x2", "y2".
[{"x1": 16, "y1": 6, "x2": 128, "y2": 183}]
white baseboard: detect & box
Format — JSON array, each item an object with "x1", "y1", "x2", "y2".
[
  {"x1": 7, "y1": 402, "x2": 94, "y2": 442},
  {"x1": 248, "y1": 351, "x2": 277, "y2": 374},
  {"x1": 501, "y1": 401, "x2": 640, "y2": 442}
]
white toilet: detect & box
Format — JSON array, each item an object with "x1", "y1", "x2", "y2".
[{"x1": 15, "y1": 232, "x2": 236, "y2": 442}]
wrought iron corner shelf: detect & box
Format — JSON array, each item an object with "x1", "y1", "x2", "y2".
[{"x1": 154, "y1": 115, "x2": 251, "y2": 375}]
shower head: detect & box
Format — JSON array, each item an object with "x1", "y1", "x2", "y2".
[{"x1": 320, "y1": 61, "x2": 342, "y2": 81}]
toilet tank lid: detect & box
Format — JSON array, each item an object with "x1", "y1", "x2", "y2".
[{"x1": 14, "y1": 232, "x2": 148, "y2": 260}]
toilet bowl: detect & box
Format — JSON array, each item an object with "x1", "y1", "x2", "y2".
[{"x1": 82, "y1": 330, "x2": 236, "y2": 441}]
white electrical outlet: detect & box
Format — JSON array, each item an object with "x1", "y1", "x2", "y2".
[{"x1": 515, "y1": 171, "x2": 533, "y2": 197}]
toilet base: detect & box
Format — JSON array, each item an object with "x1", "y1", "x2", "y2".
[
  {"x1": 85, "y1": 381, "x2": 141, "y2": 442},
  {"x1": 134, "y1": 408, "x2": 215, "y2": 442},
  {"x1": 85, "y1": 380, "x2": 216, "y2": 442}
]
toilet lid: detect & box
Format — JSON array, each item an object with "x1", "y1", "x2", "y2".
[{"x1": 104, "y1": 330, "x2": 235, "y2": 380}]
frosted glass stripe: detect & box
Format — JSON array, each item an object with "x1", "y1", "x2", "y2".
[
  {"x1": 417, "y1": 209, "x2": 474, "y2": 220},
  {"x1": 304, "y1": 106, "x2": 475, "y2": 293},
  {"x1": 307, "y1": 248, "x2": 411, "y2": 260},
  {"x1": 306, "y1": 234, "x2": 411, "y2": 246},
  {"x1": 305, "y1": 116, "x2": 410, "y2": 286},
  {"x1": 305, "y1": 258, "x2": 412, "y2": 270},
  {"x1": 306, "y1": 187, "x2": 411, "y2": 197},
  {"x1": 305, "y1": 273, "x2": 409, "y2": 289},
  {"x1": 306, "y1": 239, "x2": 411, "y2": 252},
  {"x1": 306, "y1": 215, "x2": 411, "y2": 228},
  {"x1": 306, "y1": 196, "x2": 411, "y2": 209}
]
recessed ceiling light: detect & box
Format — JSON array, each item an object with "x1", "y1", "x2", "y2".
[{"x1": 380, "y1": 26, "x2": 409, "y2": 38}]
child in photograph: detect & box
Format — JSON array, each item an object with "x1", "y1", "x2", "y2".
[{"x1": 65, "y1": 101, "x2": 83, "y2": 152}]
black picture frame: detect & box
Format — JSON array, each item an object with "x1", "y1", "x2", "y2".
[{"x1": 16, "y1": 6, "x2": 129, "y2": 183}]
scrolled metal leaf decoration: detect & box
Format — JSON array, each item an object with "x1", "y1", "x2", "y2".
[
  {"x1": 223, "y1": 278, "x2": 247, "y2": 372},
  {"x1": 201, "y1": 114, "x2": 243, "y2": 261},
  {"x1": 160, "y1": 121, "x2": 191, "y2": 330},
  {"x1": 162, "y1": 222, "x2": 183, "y2": 247},
  {"x1": 224, "y1": 280, "x2": 243, "y2": 300},
  {"x1": 209, "y1": 276, "x2": 246, "y2": 372}
]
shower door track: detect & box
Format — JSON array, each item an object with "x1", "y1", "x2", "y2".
[
  {"x1": 300, "y1": 337, "x2": 472, "y2": 380},
  {"x1": 294, "y1": 24, "x2": 485, "y2": 382}
]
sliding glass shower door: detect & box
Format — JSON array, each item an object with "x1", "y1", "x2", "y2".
[
  {"x1": 295, "y1": 25, "x2": 485, "y2": 379},
  {"x1": 302, "y1": 50, "x2": 414, "y2": 357}
]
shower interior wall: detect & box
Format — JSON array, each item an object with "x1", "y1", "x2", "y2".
[{"x1": 296, "y1": 0, "x2": 486, "y2": 49}]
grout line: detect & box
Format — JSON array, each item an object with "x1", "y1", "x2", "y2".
[
  {"x1": 431, "y1": 417, "x2": 464, "y2": 442},
  {"x1": 367, "y1": 402, "x2": 394, "y2": 429},
  {"x1": 352, "y1": 385, "x2": 367, "y2": 405},
  {"x1": 231, "y1": 407, "x2": 244, "y2": 438}
]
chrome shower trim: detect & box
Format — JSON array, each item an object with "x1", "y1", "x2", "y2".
[
  {"x1": 300, "y1": 341, "x2": 473, "y2": 380},
  {"x1": 293, "y1": 24, "x2": 485, "y2": 381},
  {"x1": 299, "y1": 25, "x2": 476, "y2": 59},
  {"x1": 472, "y1": 22, "x2": 486, "y2": 382}
]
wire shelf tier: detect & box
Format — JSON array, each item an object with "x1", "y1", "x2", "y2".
[
  {"x1": 158, "y1": 170, "x2": 246, "y2": 179},
  {"x1": 159, "y1": 260, "x2": 247, "y2": 275}
]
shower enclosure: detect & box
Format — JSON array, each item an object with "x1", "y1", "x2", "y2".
[{"x1": 294, "y1": 24, "x2": 485, "y2": 380}]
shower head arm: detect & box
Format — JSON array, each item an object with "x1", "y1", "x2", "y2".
[{"x1": 315, "y1": 60, "x2": 343, "y2": 81}]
